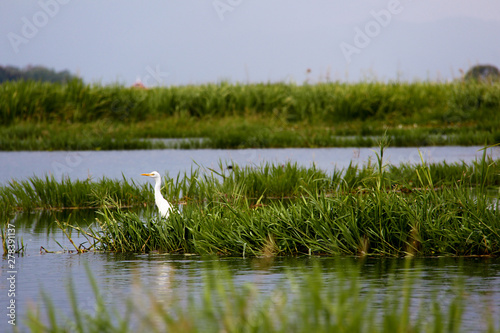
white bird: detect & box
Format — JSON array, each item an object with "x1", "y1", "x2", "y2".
[{"x1": 141, "y1": 171, "x2": 172, "y2": 218}]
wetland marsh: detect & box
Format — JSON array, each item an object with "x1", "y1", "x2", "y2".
[{"x1": 1, "y1": 80, "x2": 500, "y2": 331}]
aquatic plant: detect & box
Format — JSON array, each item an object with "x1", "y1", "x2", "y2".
[
  {"x1": 1, "y1": 223, "x2": 25, "y2": 256},
  {"x1": 89, "y1": 170, "x2": 499, "y2": 257},
  {"x1": 86, "y1": 145, "x2": 500, "y2": 257}
]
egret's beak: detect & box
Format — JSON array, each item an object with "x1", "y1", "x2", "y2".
[{"x1": 141, "y1": 173, "x2": 153, "y2": 177}]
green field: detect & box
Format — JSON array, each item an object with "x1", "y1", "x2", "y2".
[{"x1": 1, "y1": 80, "x2": 499, "y2": 150}]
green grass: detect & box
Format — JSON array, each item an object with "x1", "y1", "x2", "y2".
[
  {"x1": 0, "y1": 175, "x2": 152, "y2": 218},
  {"x1": 22, "y1": 261, "x2": 499, "y2": 333},
  {"x1": 1, "y1": 80, "x2": 499, "y2": 150},
  {"x1": 2, "y1": 79, "x2": 499, "y2": 124},
  {"x1": 90, "y1": 175, "x2": 499, "y2": 257},
  {"x1": 82, "y1": 147, "x2": 500, "y2": 257}
]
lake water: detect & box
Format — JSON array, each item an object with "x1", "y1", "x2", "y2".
[
  {"x1": 2, "y1": 210, "x2": 500, "y2": 332},
  {"x1": 1, "y1": 146, "x2": 499, "y2": 184},
  {"x1": 1, "y1": 146, "x2": 500, "y2": 331}
]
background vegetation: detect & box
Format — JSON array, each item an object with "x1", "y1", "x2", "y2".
[
  {"x1": 1, "y1": 79, "x2": 499, "y2": 150},
  {"x1": 0, "y1": 65, "x2": 81, "y2": 84},
  {"x1": 464, "y1": 64, "x2": 500, "y2": 82}
]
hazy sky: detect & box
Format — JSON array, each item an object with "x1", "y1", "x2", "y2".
[{"x1": 1, "y1": 0, "x2": 499, "y2": 86}]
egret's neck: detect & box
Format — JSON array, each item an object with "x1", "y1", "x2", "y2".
[
  {"x1": 154, "y1": 177, "x2": 162, "y2": 192},
  {"x1": 153, "y1": 177, "x2": 163, "y2": 200}
]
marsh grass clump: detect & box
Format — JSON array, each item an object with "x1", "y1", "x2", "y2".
[
  {"x1": 216, "y1": 161, "x2": 330, "y2": 199},
  {"x1": 90, "y1": 170, "x2": 500, "y2": 256},
  {"x1": 89, "y1": 149, "x2": 500, "y2": 257}
]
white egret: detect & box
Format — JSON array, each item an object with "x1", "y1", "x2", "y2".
[{"x1": 141, "y1": 171, "x2": 172, "y2": 218}]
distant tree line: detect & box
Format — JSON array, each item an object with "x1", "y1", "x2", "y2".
[
  {"x1": 464, "y1": 64, "x2": 500, "y2": 83},
  {"x1": 0, "y1": 65, "x2": 82, "y2": 84}
]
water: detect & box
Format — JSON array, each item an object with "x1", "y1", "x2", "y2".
[
  {"x1": 1, "y1": 147, "x2": 500, "y2": 331},
  {"x1": 2, "y1": 210, "x2": 500, "y2": 331},
  {"x1": 1, "y1": 146, "x2": 499, "y2": 184}
]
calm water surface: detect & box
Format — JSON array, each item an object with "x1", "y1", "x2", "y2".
[
  {"x1": 1, "y1": 146, "x2": 499, "y2": 184},
  {"x1": 1, "y1": 147, "x2": 500, "y2": 331}
]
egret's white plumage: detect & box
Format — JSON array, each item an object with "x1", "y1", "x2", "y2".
[{"x1": 141, "y1": 171, "x2": 171, "y2": 218}]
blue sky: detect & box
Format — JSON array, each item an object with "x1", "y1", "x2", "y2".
[{"x1": 1, "y1": 0, "x2": 499, "y2": 86}]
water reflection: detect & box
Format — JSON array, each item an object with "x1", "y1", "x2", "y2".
[
  {"x1": 9, "y1": 210, "x2": 97, "y2": 253},
  {"x1": 12, "y1": 210, "x2": 96, "y2": 232}
]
